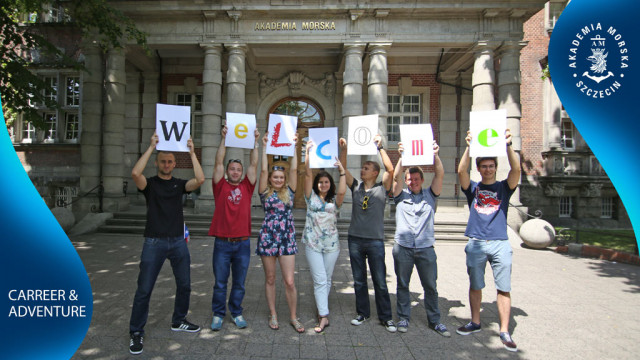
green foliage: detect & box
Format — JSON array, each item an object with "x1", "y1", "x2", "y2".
[
  {"x1": 540, "y1": 64, "x2": 551, "y2": 81},
  {"x1": 556, "y1": 227, "x2": 637, "y2": 254},
  {"x1": 1, "y1": 0, "x2": 147, "y2": 129}
]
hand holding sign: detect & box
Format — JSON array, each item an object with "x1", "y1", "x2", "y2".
[
  {"x1": 156, "y1": 104, "x2": 191, "y2": 152},
  {"x1": 347, "y1": 114, "x2": 379, "y2": 155},
  {"x1": 266, "y1": 114, "x2": 297, "y2": 156},
  {"x1": 399, "y1": 124, "x2": 434, "y2": 165},
  {"x1": 469, "y1": 109, "x2": 507, "y2": 158},
  {"x1": 308, "y1": 127, "x2": 338, "y2": 168},
  {"x1": 225, "y1": 112, "x2": 257, "y2": 149}
]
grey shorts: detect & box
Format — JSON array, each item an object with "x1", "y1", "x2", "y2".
[{"x1": 465, "y1": 239, "x2": 512, "y2": 292}]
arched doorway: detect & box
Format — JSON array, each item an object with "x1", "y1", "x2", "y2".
[{"x1": 268, "y1": 98, "x2": 324, "y2": 208}]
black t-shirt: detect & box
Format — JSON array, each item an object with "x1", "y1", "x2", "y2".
[{"x1": 141, "y1": 176, "x2": 188, "y2": 238}]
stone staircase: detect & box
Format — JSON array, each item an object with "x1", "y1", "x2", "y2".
[{"x1": 97, "y1": 205, "x2": 469, "y2": 242}]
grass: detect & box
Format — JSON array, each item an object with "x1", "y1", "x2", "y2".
[{"x1": 555, "y1": 227, "x2": 638, "y2": 254}]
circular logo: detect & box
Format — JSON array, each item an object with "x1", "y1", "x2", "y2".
[
  {"x1": 567, "y1": 22, "x2": 629, "y2": 99},
  {"x1": 353, "y1": 127, "x2": 372, "y2": 146},
  {"x1": 477, "y1": 128, "x2": 499, "y2": 148}
]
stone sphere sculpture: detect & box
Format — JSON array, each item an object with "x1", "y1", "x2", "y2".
[{"x1": 519, "y1": 218, "x2": 556, "y2": 249}]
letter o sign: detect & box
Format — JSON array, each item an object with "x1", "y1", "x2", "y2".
[{"x1": 353, "y1": 127, "x2": 372, "y2": 146}]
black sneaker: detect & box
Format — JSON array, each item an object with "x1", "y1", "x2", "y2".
[
  {"x1": 350, "y1": 314, "x2": 369, "y2": 326},
  {"x1": 129, "y1": 332, "x2": 143, "y2": 355},
  {"x1": 171, "y1": 319, "x2": 201, "y2": 333},
  {"x1": 382, "y1": 320, "x2": 397, "y2": 333},
  {"x1": 500, "y1": 332, "x2": 518, "y2": 352}
]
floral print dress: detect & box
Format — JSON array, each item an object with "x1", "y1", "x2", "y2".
[
  {"x1": 302, "y1": 191, "x2": 340, "y2": 253},
  {"x1": 257, "y1": 187, "x2": 297, "y2": 256}
]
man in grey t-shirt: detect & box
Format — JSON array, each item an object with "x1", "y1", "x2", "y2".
[
  {"x1": 339, "y1": 134, "x2": 396, "y2": 333},
  {"x1": 391, "y1": 141, "x2": 450, "y2": 336}
]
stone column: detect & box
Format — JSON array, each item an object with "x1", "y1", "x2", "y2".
[
  {"x1": 77, "y1": 42, "x2": 103, "y2": 218},
  {"x1": 196, "y1": 44, "x2": 223, "y2": 213},
  {"x1": 341, "y1": 43, "x2": 365, "y2": 217},
  {"x1": 102, "y1": 47, "x2": 128, "y2": 212},
  {"x1": 497, "y1": 41, "x2": 527, "y2": 227},
  {"x1": 225, "y1": 44, "x2": 247, "y2": 166},
  {"x1": 140, "y1": 72, "x2": 159, "y2": 178},
  {"x1": 497, "y1": 41, "x2": 527, "y2": 151},
  {"x1": 472, "y1": 41, "x2": 498, "y2": 112},
  {"x1": 124, "y1": 72, "x2": 141, "y2": 197},
  {"x1": 438, "y1": 72, "x2": 461, "y2": 202},
  {"x1": 367, "y1": 43, "x2": 390, "y2": 143},
  {"x1": 470, "y1": 41, "x2": 498, "y2": 183}
]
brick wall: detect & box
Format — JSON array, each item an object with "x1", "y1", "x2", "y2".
[{"x1": 520, "y1": 9, "x2": 548, "y2": 176}]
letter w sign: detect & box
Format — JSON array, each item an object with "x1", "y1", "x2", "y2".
[{"x1": 156, "y1": 104, "x2": 191, "y2": 152}]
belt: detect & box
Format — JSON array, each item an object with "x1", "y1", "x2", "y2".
[{"x1": 217, "y1": 237, "x2": 249, "y2": 242}]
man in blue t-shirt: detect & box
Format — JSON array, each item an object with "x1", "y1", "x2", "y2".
[{"x1": 456, "y1": 129, "x2": 521, "y2": 352}]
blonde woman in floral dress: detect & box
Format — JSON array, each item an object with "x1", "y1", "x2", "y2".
[
  {"x1": 257, "y1": 132, "x2": 304, "y2": 333},
  {"x1": 302, "y1": 139, "x2": 346, "y2": 333}
]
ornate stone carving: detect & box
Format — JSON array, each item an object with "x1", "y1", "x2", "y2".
[
  {"x1": 581, "y1": 183, "x2": 602, "y2": 197},
  {"x1": 544, "y1": 183, "x2": 565, "y2": 197},
  {"x1": 259, "y1": 71, "x2": 335, "y2": 99}
]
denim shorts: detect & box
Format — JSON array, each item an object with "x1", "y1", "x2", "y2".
[{"x1": 465, "y1": 239, "x2": 512, "y2": 292}]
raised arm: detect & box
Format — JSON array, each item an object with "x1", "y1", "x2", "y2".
[
  {"x1": 289, "y1": 133, "x2": 299, "y2": 193},
  {"x1": 392, "y1": 142, "x2": 405, "y2": 198},
  {"x1": 457, "y1": 130, "x2": 472, "y2": 191},
  {"x1": 335, "y1": 157, "x2": 347, "y2": 207},
  {"x1": 246, "y1": 128, "x2": 261, "y2": 185},
  {"x1": 339, "y1": 137, "x2": 354, "y2": 188},
  {"x1": 131, "y1": 132, "x2": 158, "y2": 190},
  {"x1": 258, "y1": 132, "x2": 269, "y2": 193},
  {"x1": 431, "y1": 141, "x2": 444, "y2": 196},
  {"x1": 375, "y1": 134, "x2": 394, "y2": 191},
  {"x1": 212, "y1": 126, "x2": 228, "y2": 184},
  {"x1": 505, "y1": 129, "x2": 521, "y2": 190},
  {"x1": 304, "y1": 140, "x2": 314, "y2": 198},
  {"x1": 185, "y1": 137, "x2": 206, "y2": 192}
]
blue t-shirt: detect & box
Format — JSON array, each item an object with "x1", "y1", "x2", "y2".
[
  {"x1": 462, "y1": 180, "x2": 514, "y2": 240},
  {"x1": 394, "y1": 188, "x2": 438, "y2": 248}
]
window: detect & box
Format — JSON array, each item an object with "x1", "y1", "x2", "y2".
[
  {"x1": 22, "y1": 122, "x2": 36, "y2": 143},
  {"x1": 43, "y1": 112, "x2": 57, "y2": 142},
  {"x1": 601, "y1": 197, "x2": 614, "y2": 219},
  {"x1": 561, "y1": 119, "x2": 574, "y2": 150},
  {"x1": 387, "y1": 95, "x2": 421, "y2": 142},
  {"x1": 559, "y1": 196, "x2": 573, "y2": 218},
  {"x1": 175, "y1": 93, "x2": 203, "y2": 143},
  {"x1": 17, "y1": 72, "x2": 82, "y2": 144},
  {"x1": 545, "y1": 1, "x2": 568, "y2": 32}
]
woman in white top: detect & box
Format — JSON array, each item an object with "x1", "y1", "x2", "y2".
[{"x1": 302, "y1": 140, "x2": 347, "y2": 333}]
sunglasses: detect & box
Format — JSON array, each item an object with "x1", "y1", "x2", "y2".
[
  {"x1": 272, "y1": 166, "x2": 285, "y2": 171},
  {"x1": 362, "y1": 195, "x2": 369, "y2": 210},
  {"x1": 227, "y1": 159, "x2": 242, "y2": 165}
]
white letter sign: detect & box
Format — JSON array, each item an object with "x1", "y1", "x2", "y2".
[
  {"x1": 308, "y1": 127, "x2": 338, "y2": 168},
  {"x1": 266, "y1": 114, "x2": 298, "y2": 156},
  {"x1": 225, "y1": 112, "x2": 257, "y2": 149},
  {"x1": 156, "y1": 104, "x2": 191, "y2": 152},
  {"x1": 347, "y1": 114, "x2": 379, "y2": 155},
  {"x1": 399, "y1": 124, "x2": 434, "y2": 166},
  {"x1": 469, "y1": 109, "x2": 507, "y2": 158}
]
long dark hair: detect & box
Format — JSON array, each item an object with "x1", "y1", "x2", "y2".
[{"x1": 312, "y1": 171, "x2": 336, "y2": 203}]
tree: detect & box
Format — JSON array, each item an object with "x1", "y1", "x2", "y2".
[{"x1": 0, "y1": 0, "x2": 146, "y2": 129}]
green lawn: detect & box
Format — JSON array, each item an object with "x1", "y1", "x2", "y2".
[{"x1": 555, "y1": 227, "x2": 638, "y2": 254}]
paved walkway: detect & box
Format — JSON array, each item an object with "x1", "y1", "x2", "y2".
[{"x1": 70, "y1": 231, "x2": 640, "y2": 360}]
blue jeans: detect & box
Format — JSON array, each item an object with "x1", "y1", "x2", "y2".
[
  {"x1": 392, "y1": 244, "x2": 441, "y2": 326},
  {"x1": 465, "y1": 239, "x2": 513, "y2": 292},
  {"x1": 130, "y1": 236, "x2": 191, "y2": 334},
  {"x1": 348, "y1": 235, "x2": 392, "y2": 321},
  {"x1": 211, "y1": 238, "x2": 251, "y2": 318}
]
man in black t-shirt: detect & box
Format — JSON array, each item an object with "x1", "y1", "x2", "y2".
[{"x1": 128, "y1": 133, "x2": 205, "y2": 355}]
